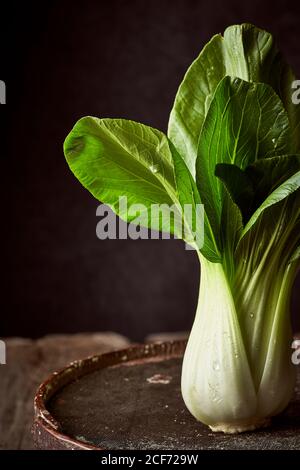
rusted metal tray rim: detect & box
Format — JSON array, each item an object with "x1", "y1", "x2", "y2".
[{"x1": 33, "y1": 340, "x2": 187, "y2": 450}]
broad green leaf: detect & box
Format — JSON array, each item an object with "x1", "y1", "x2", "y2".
[
  {"x1": 246, "y1": 155, "x2": 300, "y2": 210},
  {"x1": 220, "y1": 189, "x2": 243, "y2": 281},
  {"x1": 168, "y1": 34, "x2": 225, "y2": 176},
  {"x1": 196, "y1": 76, "x2": 290, "y2": 247},
  {"x1": 171, "y1": 143, "x2": 221, "y2": 259},
  {"x1": 216, "y1": 155, "x2": 300, "y2": 223},
  {"x1": 64, "y1": 116, "x2": 220, "y2": 260},
  {"x1": 168, "y1": 23, "x2": 300, "y2": 176},
  {"x1": 64, "y1": 116, "x2": 180, "y2": 235},
  {"x1": 241, "y1": 171, "x2": 300, "y2": 239},
  {"x1": 215, "y1": 163, "x2": 254, "y2": 223}
]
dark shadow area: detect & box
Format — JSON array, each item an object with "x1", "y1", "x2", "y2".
[{"x1": 1, "y1": 0, "x2": 300, "y2": 340}]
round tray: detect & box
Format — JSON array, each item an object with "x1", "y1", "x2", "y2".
[{"x1": 33, "y1": 341, "x2": 300, "y2": 450}]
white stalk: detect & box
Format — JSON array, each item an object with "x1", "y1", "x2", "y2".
[{"x1": 181, "y1": 254, "x2": 296, "y2": 433}]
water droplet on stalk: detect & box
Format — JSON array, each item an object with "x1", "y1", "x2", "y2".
[{"x1": 212, "y1": 360, "x2": 220, "y2": 371}]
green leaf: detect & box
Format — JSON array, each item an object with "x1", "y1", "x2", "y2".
[
  {"x1": 64, "y1": 117, "x2": 179, "y2": 234},
  {"x1": 241, "y1": 171, "x2": 300, "y2": 239},
  {"x1": 246, "y1": 155, "x2": 300, "y2": 211},
  {"x1": 64, "y1": 116, "x2": 220, "y2": 260},
  {"x1": 168, "y1": 23, "x2": 299, "y2": 176},
  {"x1": 220, "y1": 189, "x2": 243, "y2": 281},
  {"x1": 196, "y1": 76, "x2": 290, "y2": 247},
  {"x1": 289, "y1": 245, "x2": 300, "y2": 265},
  {"x1": 168, "y1": 34, "x2": 225, "y2": 176},
  {"x1": 215, "y1": 163, "x2": 254, "y2": 223},
  {"x1": 171, "y1": 143, "x2": 221, "y2": 260},
  {"x1": 216, "y1": 155, "x2": 300, "y2": 223}
]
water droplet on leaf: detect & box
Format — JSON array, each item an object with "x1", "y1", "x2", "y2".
[
  {"x1": 272, "y1": 138, "x2": 277, "y2": 148},
  {"x1": 149, "y1": 164, "x2": 159, "y2": 174}
]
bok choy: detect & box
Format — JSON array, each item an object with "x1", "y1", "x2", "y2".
[{"x1": 64, "y1": 24, "x2": 300, "y2": 433}]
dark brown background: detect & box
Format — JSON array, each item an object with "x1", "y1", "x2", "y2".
[{"x1": 2, "y1": 0, "x2": 300, "y2": 341}]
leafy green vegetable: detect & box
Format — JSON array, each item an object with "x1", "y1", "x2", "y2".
[
  {"x1": 241, "y1": 171, "x2": 300, "y2": 238},
  {"x1": 64, "y1": 23, "x2": 300, "y2": 434},
  {"x1": 64, "y1": 116, "x2": 218, "y2": 257},
  {"x1": 216, "y1": 155, "x2": 300, "y2": 224},
  {"x1": 168, "y1": 24, "x2": 300, "y2": 177},
  {"x1": 196, "y1": 76, "x2": 291, "y2": 255}
]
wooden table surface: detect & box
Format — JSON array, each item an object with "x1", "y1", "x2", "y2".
[
  {"x1": 1, "y1": 332, "x2": 298, "y2": 450},
  {"x1": 0, "y1": 333, "x2": 130, "y2": 450}
]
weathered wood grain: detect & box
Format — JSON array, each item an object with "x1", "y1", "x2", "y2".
[
  {"x1": 0, "y1": 333, "x2": 129, "y2": 450},
  {"x1": 2, "y1": 332, "x2": 299, "y2": 450}
]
